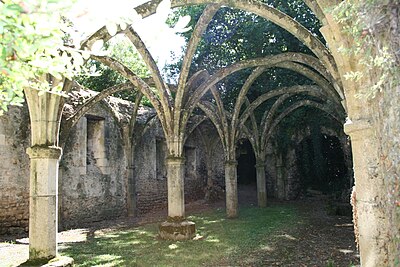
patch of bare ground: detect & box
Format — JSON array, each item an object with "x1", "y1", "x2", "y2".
[{"x1": 236, "y1": 185, "x2": 360, "y2": 267}]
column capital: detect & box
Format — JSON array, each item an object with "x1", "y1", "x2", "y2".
[
  {"x1": 255, "y1": 161, "x2": 266, "y2": 168},
  {"x1": 225, "y1": 160, "x2": 238, "y2": 166},
  {"x1": 166, "y1": 156, "x2": 185, "y2": 164},
  {"x1": 27, "y1": 145, "x2": 62, "y2": 160},
  {"x1": 344, "y1": 119, "x2": 372, "y2": 137}
]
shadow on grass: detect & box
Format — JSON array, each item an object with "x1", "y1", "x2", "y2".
[{"x1": 60, "y1": 204, "x2": 297, "y2": 267}]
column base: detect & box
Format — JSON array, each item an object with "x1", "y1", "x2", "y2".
[
  {"x1": 159, "y1": 217, "x2": 196, "y2": 241},
  {"x1": 21, "y1": 256, "x2": 74, "y2": 267}
]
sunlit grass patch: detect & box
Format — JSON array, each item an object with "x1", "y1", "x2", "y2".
[{"x1": 60, "y1": 204, "x2": 297, "y2": 267}]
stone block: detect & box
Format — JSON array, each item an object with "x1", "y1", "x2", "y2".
[
  {"x1": 79, "y1": 166, "x2": 87, "y2": 175},
  {"x1": 0, "y1": 134, "x2": 5, "y2": 145},
  {"x1": 95, "y1": 158, "x2": 109, "y2": 167},
  {"x1": 159, "y1": 220, "x2": 196, "y2": 241}
]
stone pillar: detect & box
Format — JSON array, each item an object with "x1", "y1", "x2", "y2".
[
  {"x1": 255, "y1": 162, "x2": 267, "y2": 208},
  {"x1": 225, "y1": 160, "x2": 238, "y2": 218},
  {"x1": 276, "y1": 154, "x2": 285, "y2": 200},
  {"x1": 26, "y1": 146, "x2": 62, "y2": 260},
  {"x1": 126, "y1": 165, "x2": 136, "y2": 217},
  {"x1": 159, "y1": 156, "x2": 195, "y2": 240},
  {"x1": 344, "y1": 119, "x2": 389, "y2": 266},
  {"x1": 166, "y1": 156, "x2": 185, "y2": 218}
]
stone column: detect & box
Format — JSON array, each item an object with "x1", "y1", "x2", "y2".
[
  {"x1": 159, "y1": 156, "x2": 195, "y2": 240},
  {"x1": 276, "y1": 154, "x2": 285, "y2": 200},
  {"x1": 166, "y1": 156, "x2": 185, "y2": 218},
  {"x1": 26, "y1": 146, "x2": 62, "y2": 260},
  {"x1": 344, "y1": 119, "x2": 389, "y2": 266},
  {"x1": 126, "y1": 165, "x2": 136, "y2": 217},
  {"x1": 255, "y1": 161, "x2": 267, "y2": 208},
  {"x1": 225, "y1": 160, "x2": 238, "y2": 218}
]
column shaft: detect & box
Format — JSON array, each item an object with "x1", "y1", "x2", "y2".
[
  {"x1": 27, "y1": 146, "x2": 62, "y2": 260},
  {"x1": 256, "y1": 164, "x2": 267, "y2": 207},
  {"x1": 345, "y1": 120, "x2": 389, "y2": 266},
  {"x1": 126, "y1": 166, "x2": 136, "y2": 217},
  {"x1": 166, "y1": 156, "x2": 185, "y2": 218},
  {"x1": 225, "y1": 161, "x2": 238, "y2": 218}
]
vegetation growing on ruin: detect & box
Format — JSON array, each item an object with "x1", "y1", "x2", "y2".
[
  {"x1": 60, "y1": 205, "x2": 297, "y2": 266},
  {"x1": 332, "y1": 0, "x2": 399, "y2": 98},
  {"x1": 0, "y1": 0, "x2": 90, "y2": 114}
]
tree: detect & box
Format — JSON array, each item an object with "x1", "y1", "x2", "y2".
[
  {"x1": 0, "y1": 0, "x2": 90, "y2": 114},
  {"x1": 76, "y1": 36, "x2": 152, "y2": 104},
  {"x1": 166, "y1": 0, "x2": 323, "y2": 106}
]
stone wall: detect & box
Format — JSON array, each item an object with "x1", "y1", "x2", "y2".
[
  {"x1": 134, "y1": 122, "x2": 167, "y2": 215},
  {"x1": 134, "y1": 120, "x2": 224, "y2": 214},
  {"x1": 0, "y1": 106, "x2": 30, "y2": 235},
  {"x1": 0, "y1": 95, "x2": 244, "y2": 235},
  {"x1": 374, "y1": 86, "x2": 400, "y2": 264},
  {"x1": 59, "y1": 104, "x2": 128, "y2": 229},
  {"x1": 265, "y1": 126, "x2": 352, "y2": 200},
  {"x1": 0, "y1": 98, "x2": 224, "y2": 234}
]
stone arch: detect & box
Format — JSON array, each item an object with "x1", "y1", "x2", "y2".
[
  {"x1": 280, "y1": 124, "x2": 352, "y2": 200},
  {"x1": 95, "y1": 0, "x2": 342, "y2": 95},
  {"x1": 22, "y1": 1, "x2": 396, "y2": 265}
]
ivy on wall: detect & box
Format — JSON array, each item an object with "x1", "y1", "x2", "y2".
[{"x1": 332, "y1": 0, "x2": 399, "y2": 98}]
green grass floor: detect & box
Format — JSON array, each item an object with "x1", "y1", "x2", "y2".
[{"x1": 59, "y1": 204, "x2": 297, "y2": 267}]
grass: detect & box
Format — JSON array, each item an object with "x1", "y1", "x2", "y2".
[{"x1": 60, "y1": 204, "x2": 297, "y2": 267}]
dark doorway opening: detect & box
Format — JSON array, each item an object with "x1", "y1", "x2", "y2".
[
  {"x1": 297, "y1": 134, "x2": 348, "y2": 196},
  {"x1": 237, "y1": 140, "x2": 256, "y2": 185}
]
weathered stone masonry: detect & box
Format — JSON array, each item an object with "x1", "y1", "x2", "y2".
[
  {"x1": 0, "y1": 106, "x2": 30, "y2": 236},
  {"x1": 60, "y1": 104, "x2": 127, "y2": 229},
  {"x1": 0, "y1": 95, "x2": 225, "y2": 234}
]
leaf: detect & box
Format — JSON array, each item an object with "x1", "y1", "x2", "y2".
[
  {"x1": 175, "y1": 26, "x2": 192, "y2": 33},
  {"x1": 49, "y1": 68, "x2": 63, "y2": 80},
  {"x1": 1, "y1": 47, "x2": 6, "y2": 60},
  {"x1": 71, "y1": 51, "x2": 84, "y2": 68},
  {"x1": 6, "y1": 4, "x2": 23, "y2": 12},
  {"x1": 131, "y1": 9, "x2": 142, "y2": 22},
  {"x1": 119, "y1": 22, "x2": 127, "y2": 31},
  {"x1": 81, "y1": 50, "x2": 91, "y2": 60},
  {"x1": 91, "y1": 39, "x2": 104, "y2": 53},
  {"x1": 156, "y1": 0, "x2": 171, "y2": 22},
  {"x1": 174, "y1": 15, "x2": 191, "y2": 31},
  {"x1": 106, "y1": 22, "x2": 118, "y2": 37}
]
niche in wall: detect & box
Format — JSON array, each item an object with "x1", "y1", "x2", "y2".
[
  {"x1": 86, "y1": 115, "x2": 109, "y2": 175},
  {"x1": 156, "y1": 138, "x2": 167, "y2": 179}
]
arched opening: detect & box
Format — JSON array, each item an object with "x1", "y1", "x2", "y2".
[
  {"x1": 236, "y1": 139, "x2": 257, "y2": 205},
  {"x1": 297, "y1": 134, "x2": 350, "y2": 197},
  {"x1": 6, "y1": 0, "x2": 394, "y2": 265},
  {"x1": 237, "y1": 139, "x2": 256, "y2": 186}
]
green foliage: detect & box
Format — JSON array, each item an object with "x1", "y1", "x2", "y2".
[
  {"x1": 77, "y1": 37, "x2": 152, "y2": 104},
  {"x1": 165, "y1": 1, "x2": 339, "y2": 158},
  {"x1": 332, "y1": 0, "x2": 399, "y2": 98},
  {"x1": 166, "y1": 1, "x2": 322, "y2": 113},
  {"x1": 60, "y1": 205, "x2": 297, "y2": 266},
  {"x1": 168, "y1": 0, "x2": 322, "y2": 74},
  {"x1": 0, "y1": 0, "x2": 89, "y2": 114},
  {"x1": 274, "y1": 105, "x2": 341, "y2": 154}
]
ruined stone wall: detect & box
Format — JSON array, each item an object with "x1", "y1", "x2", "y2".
[
  {"x1": 134, "y1": 120, "x2": 224, "y2": 214},
  {"x1": 0, "y1": 106, "x2": 30, "y2": 236},
  {"x1": 371, "y1": 10, "x2": 400, "y2": 264},
  {"x1": 266, "y1": 126, "x2": 352, "y2": 200},
  {"x1": 0, "y1": 97, "x2": 226, "y2": 233},
  {"x1": 207, "y1": 139, "x2": 225, "y2": 190},
  {"x1": 59, "y1": 104, "x2": 127, "y2": 229},
  {"x1": 184, "y1": 130, "x2": 207, "y2": 202},
  {"x1": 373, "y1": 86, "x2": 400, "y2": 264},
  {"x1": 134, "y1": 122, "x2": 167, "y2": 215}
]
